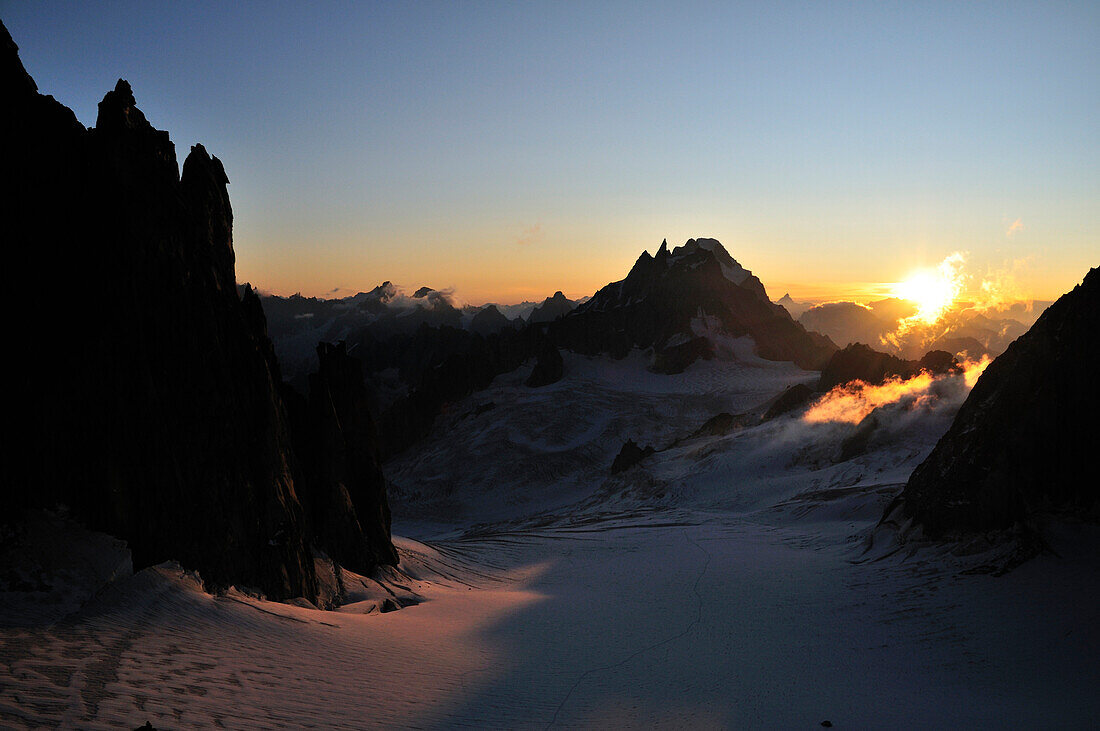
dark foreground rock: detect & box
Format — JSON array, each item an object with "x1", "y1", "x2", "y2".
[
  {"x1": 611, "y1": 440, "x2": 656, "y2": 474},
  {"x1": 886, "y1": 268, "x2": 1100, "y2": 536},
  {"x1": 3, "y1": 22, "x2": 394, "y2": 602},
  {"x1": 526, "y1": 340, "x2": 565, "y2": 387},
  {"x1": 763, "y1": 383, "x2": 816, "y2": 420},
  {"x1": 283, "y1": 343, "x2": 399, "y2": 571},
  {"x1": 651, "y1": 336, "x2": 715, "y2": 375}
]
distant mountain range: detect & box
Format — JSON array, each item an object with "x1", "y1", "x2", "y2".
[
  {"x1": 257, "y1": 237, "x2": 842, "y2": 458},
  {"x1": 259, "y1": 236, "x2": 840, "y2": 392},
  {"x1": 253, "y1": 284, "x2": 585, "y2": 385}
]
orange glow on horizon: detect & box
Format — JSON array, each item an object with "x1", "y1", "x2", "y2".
[{"x1": 890, "y1": 253, "x2": 967, "y2": 326}]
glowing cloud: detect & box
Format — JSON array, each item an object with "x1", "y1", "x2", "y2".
[
  {"x1": 803, "y1": 372, "x2": 937, "y2": 424},
  {"x1": 1006, "y1": 218, "x2": 1024, "y2": 237},
  {"x1": 975, "y1": 257, "x2": 1033, "y2": 311},
  {"x1": 963, "y1": 354, "x2": 992, "y2": 387},
  {"x1": 802, "y1": 357, "x2": 991, "y2": 425}
]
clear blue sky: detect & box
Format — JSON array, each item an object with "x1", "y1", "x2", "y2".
[{"x1": 4, "y1": 1, "x2": 1097, "y2": 302}]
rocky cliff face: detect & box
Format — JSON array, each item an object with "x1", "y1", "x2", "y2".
[
  {"x1": 3, "y1": 22, "x2": 394, "y2": 602},
  {"x1": 352, "y1": 325, "x2": 539, "y2": 456},
  {"x1": 551, "y1": 238, "x2": 836, "y2": 370},
  {"x1": 887, "y1": 268, "x2": 1100, "y2": 537},
  {"x1": 283, "y1": 343, "x2": 399, "y2": 571}
]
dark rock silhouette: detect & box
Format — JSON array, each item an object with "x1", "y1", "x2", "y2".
[
  {"x1": 763, "y1": 383, "x2": 815, "y2": 420},
  {"x1": 349, "y1": 325, "x2": 540, "y2": 457},
  {"x1": 2, "y1": 22, "x2": 394, "y2": 602},
  {"x1": 550, "y1": 238, "x2": 835, "y2": 370},
  {"x1": 526, "y1": 341, "x2": 565, "y2": 387},
  {"x1": 651, "y1": 336, "x2": 715, "y2": 374},
  {"x1": 470, "y1": 304, "x2": 514, "y2": 336},
  {"x1": 886, "y1": 268, "x2": 1100, "y2": 536},
  {"x1": 528, "y1": 291, "x2": 576, "y2": 323},
  {"x1": 817, "y1": 344, "x2": 959, "y2": 391},
  {"x1": 689, "y1": 412, "x2": 753, "y2": 438},
  {"x1": 283, "y1": 343, "x2": 398, "y2": 572},
  {"x1": 611, "y1": 440, "x2": 656, "y2": 474},
  {"x1": 837, "y1": 410, "x2": 882, "y2": 462},
  {"x1": 412, "y1": 286, "x2": 434, "y2": 298}
]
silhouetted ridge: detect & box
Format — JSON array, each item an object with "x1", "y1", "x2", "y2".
[
  {"x1": 3, "y1": 21, "x2": 395, "y2": 603},
  {"x1": 886, "y1": 267, "x2": 1100, "y2": 537},
  {"x1": 551, "y1": 238, "x2": 835, "y2": 370},
  {"x1": 470, "y1": 304, "x2": 513, "y2": 335},
  {"x1": 818, "y1": 344, "x2": 960, "y2": 391},
  {"x1": 527, "y1": 291, "x2": 577, "y2": 323}
]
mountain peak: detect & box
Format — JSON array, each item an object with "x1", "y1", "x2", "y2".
[
  {"x1": 96, "y1": 78, "x2": 150, "y2": 132},
  {"x1": 364, "y1": 281, "x2": 397, "y2": 302},
  {"x1": 562, "y1": 237, "x2": 835, "y2": 369},
  {"x1": 669, "y1": 238, "x2": 752, "y2": 287},
  {"x1": 655, "y1": 239, "x2": 670, "y2": 263},
  {"x1": 528, "y1": 290, "x2": 577, "y2": 323}
]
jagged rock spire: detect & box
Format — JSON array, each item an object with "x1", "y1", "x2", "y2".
[
  {"x1": 655, "y1": 238, "x2": 670, "y2": 265},
  {"x1": 96, "y1": 78, "x2": 151, "y2": 131}
]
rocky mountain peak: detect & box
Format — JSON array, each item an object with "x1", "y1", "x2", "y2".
[
  {"x1": 5, "y1": 24, "x2": 396, "y2": 604},
  {"x1": 354, "y1": 281, "x2": 398, "y2": 306},
  {"x1": 470, "y1": 304, "x2": 513, "y2": 335},
  {"x1": 555, "y1": 238, "x2": 835, "y2": 369},
  {"x1": 96, "y1": 78, "x2": 150, "y2": 132},
  {"x1": 528, "y1": 290, "x2": 577, "y2": 323},
  {"x1": 181, "y1": 143, "x2": 235, "y2": 292},
  {"x1": 655, "y1": 238, "x2": 671, "y2": 264}
]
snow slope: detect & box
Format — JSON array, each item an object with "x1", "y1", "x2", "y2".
[{"x1": 3, "y1": 349, "x2": 1098, "y2": 728}]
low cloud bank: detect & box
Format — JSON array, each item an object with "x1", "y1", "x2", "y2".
[{"x1": 804, "y1": 357, "x2": 991, "y2": 426}]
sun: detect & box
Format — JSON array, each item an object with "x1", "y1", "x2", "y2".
[{"x1": 891, "y1": 253, "x2": 967, "y2": 325}]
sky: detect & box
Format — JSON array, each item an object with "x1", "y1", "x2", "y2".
[{"x1": 4, "y1": 1, "x2": 1097, "y2": 304}]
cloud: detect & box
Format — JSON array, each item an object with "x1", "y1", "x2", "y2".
[
  {"x1": 514, "y1": 224, "x2": 542, "y2": 246},
  {"x1": 975, "y1": 256, "x2": 1033, "y2": 310},
  {"x1": 1006, "y1": 218, "x2": 1024, "y2": 237},
  {"x1": 802, "y1": 357, "x2": 990, "y2": 425}
]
